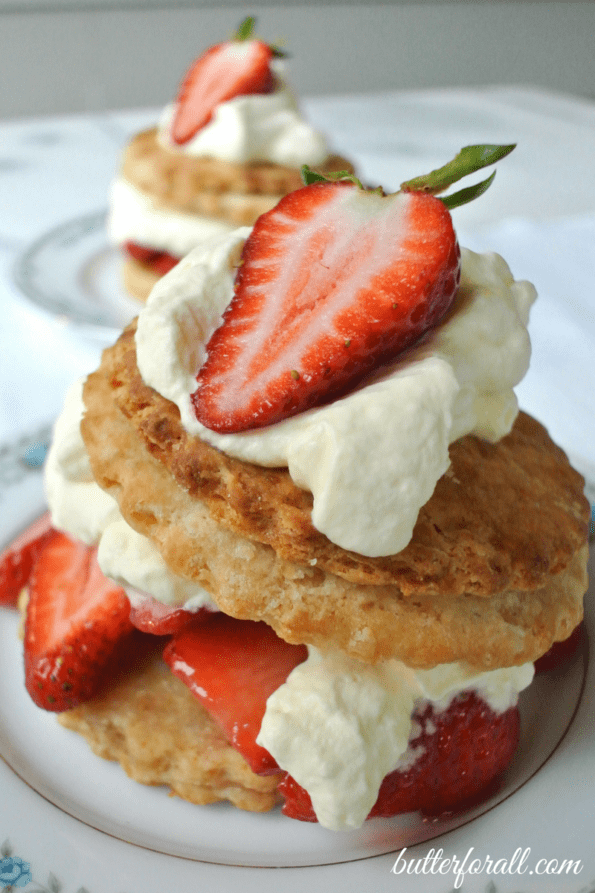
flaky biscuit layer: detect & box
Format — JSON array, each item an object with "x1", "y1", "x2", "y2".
[
  {"x1": 120, "y1": 127, "x2": 354, "y2": 213},
  {"x1": 58, "y1": 636, "x2": 281, "y2": 811},
  {"x1": 80, "y1": 326, "x2": 589, "y2": 669},
  {"x1": 96, "y1": 323, "x2": 589, "y2": 596}
]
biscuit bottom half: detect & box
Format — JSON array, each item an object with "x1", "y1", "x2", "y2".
[{"x1": 57, "y1": 634, "x2": 282, "y2": 813}]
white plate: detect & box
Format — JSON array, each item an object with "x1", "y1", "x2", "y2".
[
  {"x1": 1, "y1": 449, "x2": 594, "y2": 893},
  {"x1": 13, "y1": 212, "x2": 140, "y2": 339}
]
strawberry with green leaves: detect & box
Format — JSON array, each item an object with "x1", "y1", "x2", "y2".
[
  {"x1": 171, "y1": 16, "x2": 284, "y2": 145},
  {"x1": 192, "y1": 144, "x2": 515, "y2": 433}
]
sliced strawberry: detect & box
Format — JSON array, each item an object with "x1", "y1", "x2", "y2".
[
  {"x1": 24, "y1": 530, "x2": 134, "y2": 711},
  {"x1": 192, "y1": 183, "x2": 460, "y2": 432},
  {"x1": 124, "y1": 241, "x2": 180, "y2": 276},
  {"x1": 171, "y1": 36, "x2": 275, "y2": 144},
  {"x1": 192, "y1": 144, "x2": 515, "y2": 434},
  {"x1": 163, "y1": 614, "x2": 307, "y2": 774},
  {"x1": 0, "y1": 512, "x2": 53, "y2": 607},
  {"x1": 534, "y1": 622, "x2": 584, "y2": 673},
  {"x1": 129, "y1": 594, "x2": 211, "y2": 636},
  {"x1": 280, "y1": 692, "x2": 520, "y2": 822}
]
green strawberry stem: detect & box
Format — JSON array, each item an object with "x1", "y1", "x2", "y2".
[
  {"x1": 301, "y1": 166, "x2": 365, "y2": 189},
  {"x1": 235, "y1": 16, "x2": 256, "y2": 40},
  {"x1": 401, "y1": 143, "x2": 516, "y2": 209},
  {"x1": 303, "y1": 144, "x2": 515, "y2": 210},
  {"x1": 234, "y1": 15, "x2": 288, "y2": 58}
]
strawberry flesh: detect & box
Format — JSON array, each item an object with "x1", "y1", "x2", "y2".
[
  {"x1": 124, "y1": 241, "x2": 180, "y2": 276},
  {"x1": 24, "y1": 530, "x2": 134, "y2": 711},
  {"x1": 171, "y1": 39, "x2": 275, "y2": 144},
  {"x1": 129, "y1": 594, "x2": 212, "y2": 636},
  {"x1": 0, "y1": 512, "x2": 53, "y2": 607},
  {"x1": 192, "y1": 182, "x2": 461, "y2": 433},
  {"x1": 163, "y1": 614, "x2": 307, "y2": 774},
  {"x1": 279, "y1": 691, "x2": 520, "y2": 822},
  {"x1": 534, "y1": 622, "x2": 584, "y2": 673}
]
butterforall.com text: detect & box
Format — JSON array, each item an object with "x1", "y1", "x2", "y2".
[{"x1": 390, "y1": 846, "x2": 583, "y2": 889}]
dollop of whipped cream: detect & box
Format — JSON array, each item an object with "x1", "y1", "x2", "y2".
[
  {"x1": 44, "y1": 379, "x2": 216, "y2": 612},
  {"x1": 257, "y1": 647, "x2": 534, "y2": 831},
  {"x1": 135, "y1": 229, "x2": 536, "y2": 557},
  {"x1": 158, "y1": 65, "x2": 329, "y2": 167},
  {"x1": 108, "y1": 178, "x2": 236, "y2": 256}
]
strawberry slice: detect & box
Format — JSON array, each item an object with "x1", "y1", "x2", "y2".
[
  {"x1": 0, "y1": 512, "x2": 53, "y2": 607},
  {"x1": 192, "y1": 145, "x2": 515, "y2": 433},
  {"x1": 171, "y1": 18, "x2": 276, "y2": 144},
  {"x1": 534, "y1": 622, "x2": 584, "y2": 673},
  {"x1": 163, "y1": 614, "x2": 307, "y2": 774},
  {"x1": 129, "y1": 594, "x2": 211, "y2": 636},
  {"x1": 124, "y1": 241, "x2": 180, "y2": 276},
  {"x1": 193, "y1": 183, "x2": 460, "y2": 432},
  {"x1": 279, "y1": 691, "x2": 520, "y2": 822},
  {"x1": 24, "y1": 530, "x2": 134, "y2": 711}
]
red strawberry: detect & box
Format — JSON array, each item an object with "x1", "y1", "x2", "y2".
[
  {"x1": 534, "y1": 622, "x2": 584, "y2": 673},
  {"x1": 129, "y1": 594, "x2": 211, "y2": 636},
  {"x1": 192, "y1": 145, "x2": 515, "y2": 433},
  {"x1": 0, "y1": 512, "x2": 53, "y2": 607},
  {"x1": 193, "y1": 184, "x2": 460, "y2": 433},
  {"x1": 24, "y1": 530, "x2": 134, "y2": 711},
  {"x1": 171, "y1": 18, "x2": 276, "y2": 144},
  {"x1": 163, "y1": 614, "x2": 307, "y2": 774},
  {"x1": 279, "y1": 691, "x2": 520, "y2": 822},
  {"x1": 124, "y1": 241, "x2": 179, "y2": 276}
]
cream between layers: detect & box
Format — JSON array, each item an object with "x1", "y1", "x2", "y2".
[
  {"x1": 45, "y1": 380, "x2": 534, "y2": 832},
  {"x1": 108, "y1": 178, "x2": 236, "y2": 256},
  {"x1": 44, "y1": 379, "x2": 217, "y2": 612},
  {"x1": 136, "y1": 231, "x2": 536, "y2": 557},
  {"x1": 158, "y1": 64, "x2": 329, "y2": 167},
  {"x1": 258, "y1": 649, "x2": 534, "y2": 830}
]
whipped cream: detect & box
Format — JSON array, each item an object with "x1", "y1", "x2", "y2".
[
  {"x1": 44, "y1": 380, "x2": 216, "y2": 612},
  {"x1": 108, "y1": 178, "x2": 235, "y2": 256},
  {"x1": 136, "y1": 231, "x2": 536, "y2": 557},
  {"x1": 158, "y1": 64, "x2": 329, "y2": 167},
  {"x1": 257, "y1": 647, "x2": 534, "y2": 830}
]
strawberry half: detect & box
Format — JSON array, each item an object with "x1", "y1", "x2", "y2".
[
  {"x1": 129, "y1": 594, "x2": 210, "y2": 636},
  {"x1": 24, "y1": 530, "x2": 134, "y2": 711},
  {"x1": 171, "y1": 17, "x2": 277, "y2": 144},
  {"x1": 163, "y1": 614, "x2": 307, "y2": 774},
  {"x1": 192, "y1": 145, "x2": 515, "y2": 433},
  {"x1": 279, "y1": 691, "x2": 520, "y2": 822},
  {"x1": 0, "y1": 512, "x2": 53, "y2": 607}
]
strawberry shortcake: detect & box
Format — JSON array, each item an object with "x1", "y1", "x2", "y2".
[
  {"x1": 2, "y1": 146, "x2": 590, "y2": 831},
  {"x1": 109, "y1": 16, "x2": 354, "y2": 302}
]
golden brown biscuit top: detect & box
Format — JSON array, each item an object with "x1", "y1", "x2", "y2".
[
  {"x1": 81, "y1": 330, "x2": 588, "y2": 668},
  {"x1": 95, "y1": 322, "x2": 589, "y2": 600},
  {"x1": 120, "y1": 127, "x2": 355, "y2": 211}
]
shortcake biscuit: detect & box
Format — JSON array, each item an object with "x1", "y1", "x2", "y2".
[
  {"x1": 58, "y1": 635, "x2": 281, "y2": 810},
  {"x1": 79, "y1": 323, "x2": 589, "y2": 670},
  {"x1": 113, "y1": 129, "x2": 355, "y2": 302},
  {"x1": 122, "y1": 128, "x2": 354, "y2": 213}
]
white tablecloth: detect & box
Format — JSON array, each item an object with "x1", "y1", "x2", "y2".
[{"x1": 1, "y1": 86, "x2": 594, "y2": 499}]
